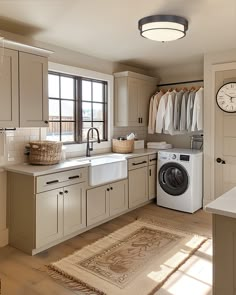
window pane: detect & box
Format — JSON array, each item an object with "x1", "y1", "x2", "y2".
[
  {"x1": 93, "y1": 122, "x2": 104, "y2": 140},
  {"x1": 82, "y1": 102, "x2": 92, "y2": 121},
  {"x1": 48, "y1": 74, "x2": 59, "y2": 98},
  {"x1": 61, "y1": 122, "x2": 75, "y2": 142},
  {"x1": 82, "y1": 80, "x2": 91, "y2": 101},
  {"x1": 61, "y1": 100, "x2": 74, "y2": 121},
  {"x1": 61, "y1": 76, "x2": 74, "y2": 99},
  {"x1": 49, "y1": 99, "x2": 60, "y2": 120},
  {"x1": 82, "y1": 122, "x2": 92, "y2": 142},
  {"x1": 93, "y1": 82, "x2": 103, "y2": 102},
  {"x1": 46, "y1": 122, "x2": 60, "y2": 141},
  {"x1": 93, "y1": 103, "x2": 103, "y2": 121}
]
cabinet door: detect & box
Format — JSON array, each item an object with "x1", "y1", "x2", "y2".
[
  {"x1": 109, "y1": 180, "x2": 128, "y2": 217},
  {"x1": 19, "y1": 52, "x2": 49, "y2": 127},
  {"x1": 87, "y1": 185, "x2": 109, "y2": 226},
  {"x1": 129, "y1": 167, "x2": 148, "y2": 208},
  {"x1": 36, "y1": 189, "x2": 63, "y2": 248},
  {"x1": 0, "y1": 48, "x2": 19, "y2": 127},
  {"x1": 127, "y1": 78, "x2": 140, "y2": 126},
  {"x1": 149, "y1": 165, "x2": 157, "y2": 200},
  {"x1": 138, "y1": 81, "x2": 155, "y2": 126},
  {"x1": 64, "y1": 183, "x2": 86, "y2": 236}
]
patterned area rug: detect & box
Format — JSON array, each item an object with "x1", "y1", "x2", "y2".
[{"x1": 47, "y1": 219, "x2": 208, "y2": 295}]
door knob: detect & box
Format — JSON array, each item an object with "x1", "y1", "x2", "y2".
[{"x1": 216, "y1": 157, "x2": 226, "y2": 164}]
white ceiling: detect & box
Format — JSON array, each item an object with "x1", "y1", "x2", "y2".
[{"x1": 0, "y1": 0, "x2": 236, "y2": 71}]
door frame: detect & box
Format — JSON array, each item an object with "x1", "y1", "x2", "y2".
[{"x1": 206, "y1": 62, "x2": 236, "y2": 204}]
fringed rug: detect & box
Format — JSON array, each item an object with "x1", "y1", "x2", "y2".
[{"x1": 47, "y1": 219, "x2": 209, "y2": 295}]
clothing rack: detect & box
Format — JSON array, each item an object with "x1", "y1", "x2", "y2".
[{"x1": 158, "y1": 79, "x2": 203, "y2": 87}]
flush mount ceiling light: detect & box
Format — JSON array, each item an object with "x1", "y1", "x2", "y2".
[{"x1": 138, "y1": 15, "x2": 188, "y2": 42}]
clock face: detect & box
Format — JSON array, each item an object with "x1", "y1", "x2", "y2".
[{"x1": 216, "y1": 82, "x2": 236, "y2": 113}]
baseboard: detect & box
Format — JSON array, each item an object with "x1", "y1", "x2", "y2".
[{"x1": 0, "y1": 228, "x2": 8, "y2": 247}]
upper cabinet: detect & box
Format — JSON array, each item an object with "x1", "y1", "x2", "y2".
[
  {"x1": 0, "y1": 40, "x2": 53, "y2": 128},
  {"x1": 0, "y1": 49, "x2": 19, "y2": 128},
  {"x1": 114, "y1": 71, "x2": 158, "y2": 127},
  {"x1": 19, "y1": 52, "x2": 49, "y2": 127}
]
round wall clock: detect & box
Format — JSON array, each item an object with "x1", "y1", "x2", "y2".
[{"x1": 216, "y1": 82, "x2": 236, "y2": 113}]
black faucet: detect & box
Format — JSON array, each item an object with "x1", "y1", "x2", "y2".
[{"x1": 86, "y1": 127, "x2": 101, "y2": 157}]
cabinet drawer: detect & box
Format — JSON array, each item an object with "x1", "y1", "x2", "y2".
[
  {"x1": 128, "y1": 156, "x2": 148, "y2": 170},
  {"x1": 36, "y1": 167, "x2": 87, "y2": 193},
  {"x1": 148, "y1": 154, "x2": 157, "y2": 165}
]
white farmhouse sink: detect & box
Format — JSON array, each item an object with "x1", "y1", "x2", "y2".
[
  {"x1": 70, "y1": 154, "x2": 127, "y2": 186},
  {"x1": 89, "y1": 155, "x2": 127, "y2": 186}
]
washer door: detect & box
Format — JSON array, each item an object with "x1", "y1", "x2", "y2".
[{"x1": 158, "y1": 162, "x2": 189, "y2": 196}]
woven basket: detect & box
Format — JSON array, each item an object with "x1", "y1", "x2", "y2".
[
  {"x1": 112, "y1": 139, "x2": 134, "y2": 153},
  {"x1": 29, "y1": 141, "x2": 63, "y2": 165}
]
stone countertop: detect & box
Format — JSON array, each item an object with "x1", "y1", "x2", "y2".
[
  {"x1": 5, "y1": 148, "x2": 158, "y2": 177},
  {"x1": 205, "y1": 187, "x2": 236, "y2": 218}
]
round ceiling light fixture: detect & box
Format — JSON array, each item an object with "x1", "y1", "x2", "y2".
[{"x1": 138, "y1": 15, "x2": 188, "y2": 42}]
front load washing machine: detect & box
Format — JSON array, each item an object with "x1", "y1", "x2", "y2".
[{"x1": 157, "y1": 149, "x2": 202, "y2": 213}]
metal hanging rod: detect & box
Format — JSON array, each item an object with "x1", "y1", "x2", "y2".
[{"x1": 158, "y1": 79, "x2": 204, "y2": 87}]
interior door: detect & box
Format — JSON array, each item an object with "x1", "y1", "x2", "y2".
[{"x1": 214, "y1": 69, "x2": 236, "y2": 197}]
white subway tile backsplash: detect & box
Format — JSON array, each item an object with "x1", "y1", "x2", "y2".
[{"x1": 0, "y1": 128, "x2": 41, "y2": 166}]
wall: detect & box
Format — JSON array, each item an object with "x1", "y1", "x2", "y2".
[{"x1": 204, "y1": 48, "x2": 236, "y2": 205}]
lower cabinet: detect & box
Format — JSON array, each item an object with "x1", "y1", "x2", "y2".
[
  {"x1": 87, "y1": 179, "x2": 128, "y2": 226},
  {"x1": 36, "y1": 188, "x2": 63, "y2": 248},
  {"x1": 63, "y1": 183, "x2": 86, "y2": 236},
  {"x1": 36, "y1": 183, "x2": 86, "y2": 248},
  {"x1": 148, "y1": 154, "x2": 157, "y2": 200},
  {"x1": 129, "y1": 166, "x2": 148, "y2": 208},
  {"x1": 8, "y1": 168, "x2": 87, "y2": 254}
]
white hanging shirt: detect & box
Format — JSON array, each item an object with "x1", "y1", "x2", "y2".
[
  {"x1": 173, "y1": 90, "x2": 184, "y2": 130},
  {"x1": 186, "y1": 91, "x2": 196, "y2": 131},
  {"x1": 156, "y1": 92, "x2": 169, "y2": 133},
  {"x1": 164, "y1": 91, "x2": 176, "y2": 135},
  {"x1": 148, "y1": 95, "x2": 154, "y2": 134},
  {"x1": 191, "y1": 87, "x2": 204, "y2": 131},
  {"x1": 148, "y1": 91, "x2": 163, "y2": 134},
  {"x1": 180, "y1": 91, "x2": 189, "y2": 131}
]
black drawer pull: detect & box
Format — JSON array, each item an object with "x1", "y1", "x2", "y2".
[
  {"x1": 149, "y1": 158, "x2": 157, "y2": 162},
  {"x1": 68, "y1": 175, "x2": 80, "y2": 180},
  {"x1": 46, "y1": 180, "x2": 59, "y2": 185},
  {"x1": 132, "y1": 161, "x2": 147, "y2": 166}
]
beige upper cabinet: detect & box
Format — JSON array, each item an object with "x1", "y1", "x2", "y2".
[
  {"x1": 114, "y1": 71, "x2": 158, "y2": 127},
  {"x1": 0, "y1": 49, "x2": 19, "y2": 128},
  {"x1": 0, "y1": 41, "x2": 52, "y2": 128},
  {"x1": 19, "y1": 52, "x2": 49, "y2": 127}
]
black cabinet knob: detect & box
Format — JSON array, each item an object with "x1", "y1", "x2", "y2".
[
  {"x1": 64, "y1": 190, "x2": 68, "y2": 194},
  {"x1": 44, "y1": 120, "x2": 48, "y2": 124},
  {"x1": 59, "y1": 191, "x2": 63, "y2": 195},
  {"x1": 110, "y1": 187, "x2": 113, "y2": 190},
  {"x1": 107, "y1": 188, "x2": 110, "y2": 191}
]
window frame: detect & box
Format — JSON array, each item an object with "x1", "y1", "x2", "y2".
[{"x1": 48, "y1": 71, "x2": 108, "y2": 144}]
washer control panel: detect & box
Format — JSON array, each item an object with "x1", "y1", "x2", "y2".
[{"x1": 158, "y1": 152, "x2": 190, "y2": 162}]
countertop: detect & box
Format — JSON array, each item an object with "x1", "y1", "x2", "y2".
[
  {"x1": 5, "y1": 148, "x2": 158, "y2": 176},
  {"x1": 205, "y1": 187, "x2": 236, "y2": 218}
]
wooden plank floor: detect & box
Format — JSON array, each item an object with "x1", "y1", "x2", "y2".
[{"x1": 0, "y1": 204, "x2": 212, "y2": 295}]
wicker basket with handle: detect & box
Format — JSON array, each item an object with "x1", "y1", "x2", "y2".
[
  {"x1": 29, "y1": 141, "x2": 63, "y2": 165},
  {"x1": 112, "y1": 139, "x2": 134, "y2": 153}
]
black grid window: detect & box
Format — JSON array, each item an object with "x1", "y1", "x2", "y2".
[{"x1": 47, "y1": 72, "x2": 108, "y2": 143}]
